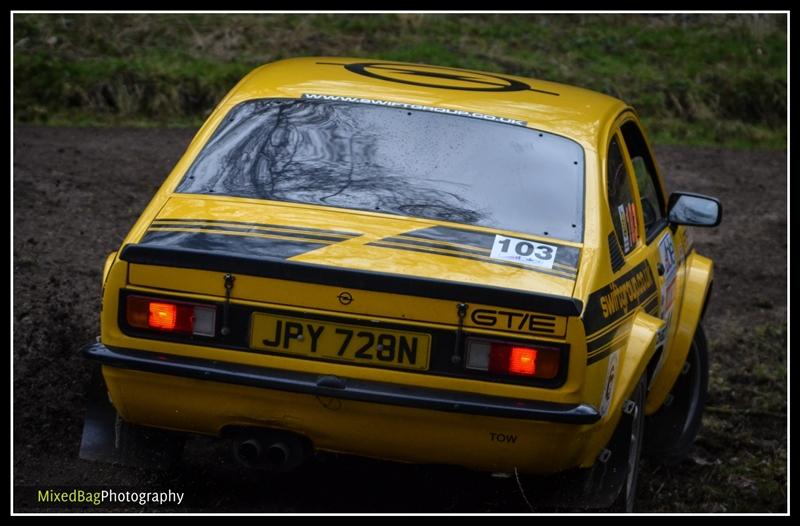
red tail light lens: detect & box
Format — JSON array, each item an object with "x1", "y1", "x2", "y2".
[
  {"x1": 126, "y1": 295, "x2": 216, "y2": 336},
  {"x1": 149, "y1": 302, "x2": 177, "y2": 330},
  {"x1": 467, "y1": 339, "x2": 560, "y2": 379},
  {"x1": 509, "y1": 346, "x2": 537, "y2": 375}
]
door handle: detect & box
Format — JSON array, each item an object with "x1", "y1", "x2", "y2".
[{"x1": 657, "y1": 262, "x2": 665, "y2": 276}]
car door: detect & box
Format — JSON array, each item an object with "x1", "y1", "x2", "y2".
[
  {"x1": 590, "y1": 130, "x2": 653, "y2": 414},
  {"x1": 617, "y1": 117, "x2": 686, "y2": 379}
]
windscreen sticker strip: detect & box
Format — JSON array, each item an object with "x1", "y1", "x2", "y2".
[{"x1": 302, "y1": 93, "x2": 528, "y2": 127}]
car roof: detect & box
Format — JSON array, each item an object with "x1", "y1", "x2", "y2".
[{"x1": 224, "y1": 57, "x2": 630, "y2": 150}]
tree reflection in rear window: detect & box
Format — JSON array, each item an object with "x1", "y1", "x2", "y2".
[{"x1": 176, "y1": 98, "x2": 585, "y2": 243}]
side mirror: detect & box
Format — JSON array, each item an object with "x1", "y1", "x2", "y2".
[{"x1": 667, "y1": 192, "x2": 722, "y2": 227}]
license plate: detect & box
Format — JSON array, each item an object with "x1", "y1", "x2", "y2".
[{"x1": 249, "y1": 312, "x2": 431, "y2": 370}]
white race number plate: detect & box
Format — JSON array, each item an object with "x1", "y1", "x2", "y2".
[{"x1": 490, "y1": 235, "x2": 558, "y2": 269}]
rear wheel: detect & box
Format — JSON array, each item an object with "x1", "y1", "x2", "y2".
[
  {"x1": 608, "y1": 374, "x2": 647, "y2": 512},
  {"x1": 645, "y1": 324, "x2": 709, "y2": 465}
]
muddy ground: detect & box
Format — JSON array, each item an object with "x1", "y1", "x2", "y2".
[{"x1": 12, "y1": 126, "x2": 787, "y2": 513}]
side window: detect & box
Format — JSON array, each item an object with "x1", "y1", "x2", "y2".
[
  {"x1": 607, "y1": 135, "x2": 638, "y2": 255},
  {"x1": 621, "y1": 121, "x2": 666, "y2": 240}
]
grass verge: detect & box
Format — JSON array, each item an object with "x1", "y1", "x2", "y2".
[{"x1": 13, "y1": 13, "x2": 787, "y2": 149}]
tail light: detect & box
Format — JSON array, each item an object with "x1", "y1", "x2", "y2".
[
  {"x1": 465, "y1": 338, "x2": 560, "y2": 379},
  {"x1": 126, "y1": 295, "x2": 217, "y2": 336}
]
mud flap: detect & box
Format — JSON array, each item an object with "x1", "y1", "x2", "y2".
[
  {"x1": 79, "y1": 365, "x2": 184, "y2": 469},
  {"x1": 78, "y1": 366, "x2": 119, "y2": 463}
]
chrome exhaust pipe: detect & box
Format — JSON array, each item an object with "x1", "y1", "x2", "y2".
[
  {"x1": 264, "y1": 442, "x2": 291, "y2": 469},
  {"x1": 234, "y1": 438, "x2": 264, "y2": 468},
  {"x1": 230, "y1": 430, "x2": 311, "y2": 471}
]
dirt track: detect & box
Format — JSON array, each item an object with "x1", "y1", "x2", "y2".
[{"x1": 12, "y1": 126, "x2": 787, "y2": 513}]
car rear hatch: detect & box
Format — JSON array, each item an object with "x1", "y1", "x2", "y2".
[{"x1": 116, "y1": 195, "x2": 584, "y2": 391}]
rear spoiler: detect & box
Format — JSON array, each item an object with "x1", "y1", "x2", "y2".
[{"x1": 120, "y1": 245, "x2": 583, "y2": 316}]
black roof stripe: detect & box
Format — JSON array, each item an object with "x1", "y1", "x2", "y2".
[
  {"x1": 139, "y1": 231, "x2": 328, "y2": 260},
  {"x1": 402, "y1": 226, "x2": 581, "y2": 271},
  {"x1": 148, "y1": 224, "x2": 350, "y2": 243},
  {"x1": 152, "y1": 217, "x2": 361, "y2": 237},
  {"x1": 367, "y1": 241, "x2": 577, "y2": 280}
]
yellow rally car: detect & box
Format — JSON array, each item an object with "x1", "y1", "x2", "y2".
[{"x1": 79, "y1": 58, "x2": 722, "y2": 510}]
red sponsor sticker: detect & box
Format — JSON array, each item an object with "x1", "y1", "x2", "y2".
[{"x1": 626, "y1": 202, "x2": 637, "y2": 245}]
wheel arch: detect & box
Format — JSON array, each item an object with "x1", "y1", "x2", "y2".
[
  {"x1": 645, "y1": 252, "x2": 714, "y2": 414},
  {"x1": 577, "y1": 309, "x2": 662, "y2": 470}
]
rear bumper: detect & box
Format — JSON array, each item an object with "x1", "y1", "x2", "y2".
[
  {"x1": 83, "y1": 343, "x2": 599, "y2": 424},
  {"x1": 85, "y1": 342, "x2": 608, "y2": 474}
]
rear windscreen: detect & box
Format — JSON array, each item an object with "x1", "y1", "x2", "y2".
[{"x1": 176, "y1": 98, "x2": 585, "y2": 243}]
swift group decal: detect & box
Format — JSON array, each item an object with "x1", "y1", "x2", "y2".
[
  {"x1": 598, "y1": 265, "x2": 654, "y2": 320},
  {"x1": 583, "y1": 261, "x2": 658, "y2": 364},
  {"x1": 302, "y1": 93, "x2": 527, "y2": 127},
  {"x1": 316, "y1": 61, "x2": 560, "y2": 95}
]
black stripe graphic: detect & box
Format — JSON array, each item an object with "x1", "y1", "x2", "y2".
[
  {"x1": 150, "y1": 223, "x2": 352, "y2": 243},
  {"x1": 367, "y1": 241, "x2": 577, "y2": 280},
  {"x1": 140, "y1": 230, "x2": 328, "y2": 260},
  {"x1": 387, "y1": 235, "x2": 577, "y2": 274},
  {"x1": 585, "y1": 291, "x2": 657, "y2": 344},
  {"x1": 403, "y1": 226, "x2": 580, "y2": 271},
  {"x1": 608, "y1": 232, "x2": 625, "y2": 273},
  {"x1": 586, "y1": 338, "x2": 630, "y2": 364},
  {"x1": 586, "y1": 320, "x2": 634, "y2": 354},
  {"x1": 404, "y1": 226, "x2": 500, "y2": 248},
  {"x1": 585, "y1": 290, "x2": 661, "y2": 364},
  {"x1": 383, "y1": 236, "x2": 490, "y2": 256},
  {"x1": 644, "y1": 295, "x2": 659, "y2": 316},
  {"x1": 152, "y1": 218, "x2": 361, "y2": 237},
  {"x1": 587, "y1": 348, "x2": 616, "y2": 365}
]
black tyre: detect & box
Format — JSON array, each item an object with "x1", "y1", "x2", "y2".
[
  {"x1": 608, "y1": 374, "x2": 647, "y2": 512},
  {"x1": 644, "y1": 324, "x2": 709, "y2": 465}
]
